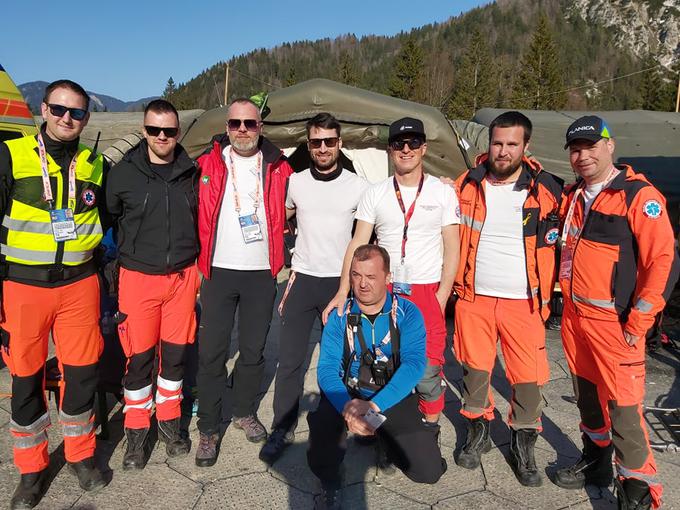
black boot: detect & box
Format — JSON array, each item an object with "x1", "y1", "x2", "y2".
[
  {"x1": 315, "y1": 481, "x2": 342, "y2": 510},
  {"x1": 122, "y1": 427, "x2": 149, "y2": 470},
  {"x1": 615, "y1": 478, "x2": 652, "y2": 510},
  {"x1": 454, "y1": 417, "x2": 491, "y2": 469},
  {"x1": 553, "y1": 434, "x2": 613, "y2": 489},
  {"x1": 68, "y1": 457, "x2": 107, "y2": 491},
  {"x1": 158, "y1": 418, "x2": 190, "y2": 457},
  {"x1": 509, "y1": 428, "x2": 542, "y2": 487},
  {"x1": 10, "y1": 469, "x2": 49, "y2": 510}
]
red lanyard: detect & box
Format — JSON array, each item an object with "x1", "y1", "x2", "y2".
[
  {"x1": 227, "y1": 146, "x2": 262, "y2": 215},
  {"x1": 561, "y1": 166, "x2": 619, "y2": 247},
  {"x1": 393, "y1": 173, "x2": 424, "y2": 262},
  {"x1": 37, "y1": 133, "x2": 79, "y2": 210}
]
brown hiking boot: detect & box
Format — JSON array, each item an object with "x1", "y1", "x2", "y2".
[
  {"x1": 195, "y1": 432, "x2": 220, "y2": 467},
  {"x1": 233, "y1": 414, "x2": 267, "y2": 443}
]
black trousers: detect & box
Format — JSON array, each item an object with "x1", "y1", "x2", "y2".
[
  {"x1": 307, "y1": 392, "x2": 447, "y2": 485},
  {"x1": 196, "y1": 268, "x2": 276, "y2": 433},
  {"x1": 272, "y1": 273, "x2": 339, "y2": 433}
]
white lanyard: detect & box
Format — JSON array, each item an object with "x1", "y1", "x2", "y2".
[
  {"x1": 561, "y1": 166, "x2": 619, "y2": 247},
  {"x1": 227, "y1": 146, "x2": 262, "y2": 215},
  {"x1": 37, "y1": 133, "x2": 78, "y2": 210}
]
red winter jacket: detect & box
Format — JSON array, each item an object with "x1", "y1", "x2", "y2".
[{"x1": 196, "y1": 134, "x2": 293, "y2": 278}]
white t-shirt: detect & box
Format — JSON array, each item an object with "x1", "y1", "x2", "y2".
[
  {"x1": 212, "y1": 147, "x2": 270, "y2": 270},
  {"x1": 583, "y1": 181, "x2": 606, "y2": 215},
  {"x1": 474, "y1": 180, "x2": 529, "y2": 299},
  {"x1": 355, "y1": 174, "x2": 460, "y2": 284},
  {"x1": 287, "y1": 169, "x2": 369, "y2": 277}
]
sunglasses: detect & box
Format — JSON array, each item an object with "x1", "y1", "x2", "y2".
[
  {"x1": 227, "y1": 118, "x2": 259, "y2": 132},
  {"x1": 308, "y1": 137, "x2": 339, "y2": 149},
  {"x1": 389, "y1": 138, "x2": 425, "y2": 151},
  {"x1": 144, "y1": 125, "x2": 179, "y2": 138},
  {"x1": 47, "y1": 103, "x2": 88, "y2": 121}
]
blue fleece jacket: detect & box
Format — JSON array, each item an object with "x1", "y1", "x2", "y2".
[{"x1": 317, "y1": 292, "x2": 426, "y2": 413}]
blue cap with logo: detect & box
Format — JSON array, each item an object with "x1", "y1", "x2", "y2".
[{"x1": 564, "y1": 115, "x2": 612, "y2": 149}]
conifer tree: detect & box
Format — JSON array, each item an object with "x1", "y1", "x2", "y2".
[
  {"x1": 638, "y1": 56, "x2": 665, "y2": 110},
  {"x1": 285, "y1": 66, "x2": 297, "y2": 87},
  {"x1": 162, "y1": 77, "x2": 177, "y2": 99},
  {"x1": 388, "y1": 36, "x2": 424, "y2": 101},
  {"x1": 339, "y1": 52, "x2": 359, "y2": 87},
  {"x1": 446, "y1": 29, "x2": 495, "y2": 119},
  {"x1": 511, "y1": 14, "x2": 566, "y2": 110}
]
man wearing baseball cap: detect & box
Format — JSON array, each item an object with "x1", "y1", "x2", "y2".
[
  {"x1": 553, "y1": 115, "x2": 678, "y2": 509},
  {"x1": 323, "y1": 117, "x2": 460, "y2": 435}
]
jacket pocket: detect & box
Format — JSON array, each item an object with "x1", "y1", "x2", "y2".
[{"x1": 615, "y1": 360, "x2": 645, "y2": 406}]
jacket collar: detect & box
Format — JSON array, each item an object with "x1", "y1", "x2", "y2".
[
  {"x1": 608, "y1": 164, "x2": 635, "y2": 190},
  {"x1": 209, "y1": 133, "x2": 284, "y2": 165},
  {"x1": 465, "y1": 153, "x2": 542, "y2": 191},
  {"x1": 348, "y1": 291, "x2": 395, "y2": 317},
  {"x1": 124, "y1": 140, "x2": 195, "y2": 181}
]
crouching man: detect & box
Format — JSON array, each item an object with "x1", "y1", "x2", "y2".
[{"x1": 307, "y1": 245, "x2": 446, "y2": 509}]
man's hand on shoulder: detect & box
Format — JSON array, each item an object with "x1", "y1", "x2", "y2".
[{"x1": 322, "y1": 291, "x2": 347, "y2": 325}]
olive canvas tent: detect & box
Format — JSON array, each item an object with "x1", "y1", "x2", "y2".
[{"x1": 180, "y1": 78, "x2": 471, "y2": 182}]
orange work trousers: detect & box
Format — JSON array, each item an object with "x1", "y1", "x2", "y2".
[
  {"x1": 117, "y1": 264, "x2": 200, "y2": 429},
  {"x1": 1, "y1": 274, "x2": 103, "y2": 474},
  {"x1": 454, "y1": 294, "x2": 549, "y2": 429},
  {"x1": 561, "y1": 297, "x2": 662, "y2": 508}
]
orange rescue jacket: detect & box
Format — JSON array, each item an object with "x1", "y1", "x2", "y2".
[
  {"x1": 454, "y1": 155, "x2": 564, "y2": 321},
  {"x1": 559, "y1": 164, "x2": 679, "y2": 336}
]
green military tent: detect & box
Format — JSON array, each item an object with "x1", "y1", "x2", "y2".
[{"x1": 180, "y1": 78, "x2": 471, "y2": 182}]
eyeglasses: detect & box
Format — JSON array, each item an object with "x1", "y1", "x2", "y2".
[
  {"x1": 227, "y1": 118, "x2": 259, "y2": 132},
  {"x1": 389, "y1": 138, "x2": 425, "y2": 151},
  {"x1": 308, "y1": 137, "x2": 339, "y2": 149},
  {"x1": 144, "y1": 125, "x2": 179, "y2": 138},
  {"x1": 47, "y1": 103, "x2": 88, "y2": 121}
]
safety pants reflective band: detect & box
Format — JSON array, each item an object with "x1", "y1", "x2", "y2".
[
  {"x1": 460, "y1": 214, "x2": 483, "y2": 232},
  {"x1": 156, "y1": 376, "x2": 183, "y2": 404},
  {"x1": 573, "y1": 293, "x2": 616, "y2": 310},
  {"x1": 59, "y1": 409, "x2": 95, "y2": 437},
  {"x1": 581, "y1": 425, "x2": 611, "y2": 443},
  {"x1": 0, "y1": 244, "x2": 93, "y2": 264},
  {"x1": 124, "y1": 384, "x2": 153, "y2": 413},
  {"x1": 14, "y1": 431, "x2": 48, "y2": 449},
  {"x1": 10, "y1": 412, "x2": 51, "y2": 435},
  {"x1": 634, "y1": 298, "x2": 653, "y2": 313},
  {"x1": 617, "y1": 465, "x2": 658, "y2": 486}
]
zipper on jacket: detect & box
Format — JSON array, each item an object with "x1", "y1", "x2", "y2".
[
  {"x1": 209, "y1": 150, "x2": 228, "y2": 272},
  {"x1": 131, "y1": 193, "x2": 149, "y2": 254},
  {"x1": 165, "y1": 181, "x2": 171, "y2": 271}
]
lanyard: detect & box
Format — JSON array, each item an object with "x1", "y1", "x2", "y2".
[
  {"x1": 393, "y1": 173, "x2": 425, "y2": 263},
  {"x1": 37, "y1": 134, "x2": 79, "y2": 210},
  {"x1": 227, "y1": 146, "x2": 262, "y2": 215},
  {"x1": 561, "y1": 166, "x2": 619, "y2": 248}
]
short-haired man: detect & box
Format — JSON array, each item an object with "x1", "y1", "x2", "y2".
[
  {"x1": 309, "y1": 245, "x2": 446, "y2": 508},
  {"x1": 0, "y1": 80, "x2": 109, "y2": 508},
  {"x1": 194, "y1": 97, "x2": 293, "y2": 466},
  {"x1": 259, "y1": 113, "x2": 368, "y2": 464},
  {"x1": 324, "y1": 117, "x2": 460, "y2": 425},
  {"x1": 452, "y1": 111, "x2": 563, "y2": 486},
  {"x1": 106, "y1": 99, "x2": 200, "y2": 470},
  {"x1": 554, "y1": 116, "x2": 678, "y2": 509}
]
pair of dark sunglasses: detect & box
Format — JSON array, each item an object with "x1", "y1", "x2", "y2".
[
  {"x1": 145, "y1": 125, "x2": 179, "y2": 138},
  {"x1": 308, "y1": 137, "x2": 339, "y2": 149},
  {"x1": 389, "y1": 137, "x2": 425, "y2": 151},
  {"x1": 227, "y1": 118, "x2": 259, "y2": 132},
  {"x1": 47, "y1": 103, "x2": 88, "y2": 121}
]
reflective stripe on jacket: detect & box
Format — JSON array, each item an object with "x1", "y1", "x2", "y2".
[
  {"x1": 1, "y1": 135, "x2": 103, "y2": 266},
  {"x1": 559, "y1": 165, "x2": 679, "y2": 336},
  {"x1": 454, "y1": 155, "x2": 564, "y2": 321}
]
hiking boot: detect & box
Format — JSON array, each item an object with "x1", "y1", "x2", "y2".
[
  {"x1": 615, "y1": 477, "x2": 652, "y2": 510},
  {"x1": 509, "y1": 428, "x2": 542, "y2": 487},
  {"x1": 195, "y1": 432, "x2": 220, "y2": 467},
  {"x1": 233, "y1": 414, "x2": 267, "y2": 443},
  {"x1": 315, "y1": 482, "x2": 342, "y2": 510},
  {"x1": 122, "y1": 427, "x2": 149, "y2": 471},
  {"x1": 10, "y1": 469, "x2": 49, "y2": 510},
  {"x1": 553, "y1": 434, "x2": 613, "y2": 489},
  {"x1": 158, "y1": 418, "x2": 190, "y2": 457},
  {"x1": 454, "y1": 417, "x2": 491, "y2": 469},
  {"x1": 68, "y1": 457, "x2": 107, "y2": 491},
  {"x1": 376, "y1": 436, "x2": 396, "y2": 476},
  {"x1": 259, "y1": 428, "x2": 294, "y2": 465}
]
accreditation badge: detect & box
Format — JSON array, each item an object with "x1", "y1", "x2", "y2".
[
  {"x1": 558, "y1": 245, "x2": 573, "y2": 281},
  {"x1": 392, "y1": 262, "x2": 412, "y2": 296},
  {"x1": 239, "y1": 213, "x2": 263, "y2": 243},
  {"x1": 50, "y1": 208, "x2": 78, "y2": 242}
]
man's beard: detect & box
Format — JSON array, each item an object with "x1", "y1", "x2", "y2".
[
  {"x1": 231, "y1": 137, "x2": 259, "y2": 154},
  {"x1": 312, "y1": 154, "x2": 338, "y2": 172},
  {"x1": 489, "y1": 158, "x2": 521, "y2": 180}
]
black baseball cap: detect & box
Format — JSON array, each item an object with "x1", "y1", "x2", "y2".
[
  {"x1": 388, "y1": 117, "x2": 426, "y2": 143},
  {"x1": 564, "y1": 115, "x2": 613, "y2": 149}
]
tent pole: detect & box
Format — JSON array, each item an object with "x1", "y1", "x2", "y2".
[{"x1": 224, "y1": 64, "x2": 230, "y2": 107}]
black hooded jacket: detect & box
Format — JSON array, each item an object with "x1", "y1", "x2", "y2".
[{"x1": 106, "y1": 140, "x2": 198, "y2": 274}]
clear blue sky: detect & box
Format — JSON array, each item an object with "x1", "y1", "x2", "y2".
[{"x1": 1, "y1": 0, "x2": 487, "y2": 101}]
